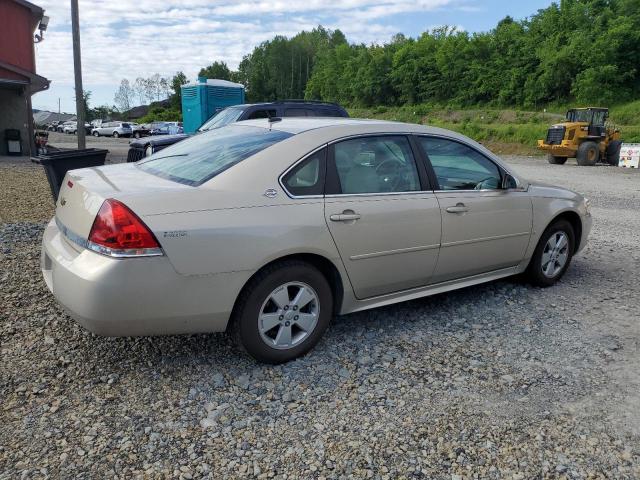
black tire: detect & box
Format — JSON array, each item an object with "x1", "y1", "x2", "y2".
[
  {"x1": 231, "y1": 260, "x2": 333, "y2": 364},
  {"x1": 526, "y1": 219, "x2": 575, "y2": 287},
  {"x1": 112, "y1": 131, "x2": 119, "y2": 138},
  {"x1": 134, "y1": 132, "x2": 141, "y2": 139},
  {"x1": 93, "y1": 131, "x2": 99, "y2": 137},
  {"x1": 576, "y1": 141, "x2": 599, "y2": 166},
  {"x1": 606, "y1": 140, "x2": 622, "y2": 166},
  {"x1": 547, "y1": 154, "x2": 567, "y2": 165}
]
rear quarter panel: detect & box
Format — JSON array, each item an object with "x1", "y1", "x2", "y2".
[{"x1": 146, "y1": 200, "x2": 342, "y2": 276}]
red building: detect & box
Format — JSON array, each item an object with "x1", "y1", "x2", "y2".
[{"x1": 0, "y1": 0, "x2": 50, "y2": 155}]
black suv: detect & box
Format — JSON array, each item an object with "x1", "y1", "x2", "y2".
[{"x1": 127, "y1": 101, "x2": 349, "y2": 162}]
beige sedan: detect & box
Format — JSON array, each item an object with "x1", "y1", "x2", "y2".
[{"x1": 41, "y1": 118, "x2": 592, "y2": 363}]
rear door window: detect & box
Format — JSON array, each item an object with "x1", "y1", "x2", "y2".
[
  {"x1": 138, "y1": 125, "x2": 293, "y2": 186},
  {"x1": 247, "y1": 109, "x2": 277, "y2": 120},
  {"x1": 332, "y1": 136, "x2": 421, "y2": 194},
  {"x1": 284, "y1": 108, "x2": 308, "y2": 117}
]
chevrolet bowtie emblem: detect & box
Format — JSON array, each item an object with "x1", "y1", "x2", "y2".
[{"x1": 60, "y1": 198, "x2": 66, "y2": 206}]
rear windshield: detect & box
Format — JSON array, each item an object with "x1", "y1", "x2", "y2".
[{"x1": 137, "y1": 125, "x2": 293, "y2": 186}]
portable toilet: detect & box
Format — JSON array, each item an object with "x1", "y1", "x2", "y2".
[{"x1": 181, "y1": 77, "x2": 245, "y2": 133}]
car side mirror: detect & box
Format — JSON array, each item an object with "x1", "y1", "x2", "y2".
[{"x1": 502, "y1": 173, "x2": 520, "y2": 190}]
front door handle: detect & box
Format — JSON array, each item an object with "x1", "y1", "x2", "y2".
[
  {"x1": 330, "y1": 212, "x2": 361, "y2": 222},
  {"x1": 446, "y1": 203, "x2": 468, "y2": 214}
]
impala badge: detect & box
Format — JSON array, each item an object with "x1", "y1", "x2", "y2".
[{"x1": 264, "y1": 188, "x2": 278, "y2": 198}]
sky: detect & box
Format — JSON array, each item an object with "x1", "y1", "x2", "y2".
[{"x1": 32, "y1": 0, "x2": 555, "y2": 113}]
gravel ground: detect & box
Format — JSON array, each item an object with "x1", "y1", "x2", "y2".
[
  {"x1": 46, "y1": 131, "x2": 132, "y2": 163},
  {"x1": 1, "y1": 155, "x2": 639, "y2": 479}
]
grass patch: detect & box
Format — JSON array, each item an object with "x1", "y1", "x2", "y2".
[{"x1": 349, "y1": 104, "x2": 640, "y2": 154}]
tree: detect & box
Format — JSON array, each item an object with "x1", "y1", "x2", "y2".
[
  {"x1": 74, "y1": 89, "x2": 92, "y2": 121},
  {"x1": 198, "y1": 61, "x2": 232, "y2": 80},
  {"x1": 170, "y1": 71, "x2": 188, "y2": 110},
  {"x1": 114, "y1": 79, "x2": 135, "y2": 112},
  {"x1": 133, "y1": 77, "x2": 147, "y2": 105}
]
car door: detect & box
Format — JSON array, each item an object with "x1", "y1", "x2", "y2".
[
  {"x1": 416, "y1": 136, "x2": 532, "y2": 283},
  {"x1": 324, "y1": 135, "x2": 442, "y2": 299}
]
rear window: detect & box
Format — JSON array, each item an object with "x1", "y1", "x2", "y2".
[
  {"x1": 137, "y1": 125, "x2": 293, "y2": 186},
  {"x1": 121, "y1": 123, "x2": 130, "y2": 128}
]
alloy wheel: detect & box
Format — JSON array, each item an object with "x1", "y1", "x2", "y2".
[
  {"x1": 258, "y1": 282, "x2": 320, "y2": 350},
  {"x1": 541, "y1": 231, "x2": 569, "y2": 278}
]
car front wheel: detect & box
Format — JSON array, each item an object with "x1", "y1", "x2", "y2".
[
  {"x1": 527, "y1": 219, "x2": 575, "y2": 287},
  {"x1": 113, "y1": 131, "x2": 119, "y2": 138},
  {"x1": 93, "y1": 131, "x2": 99, "y2": 137},
  {"x1": 231, "y1": 261, "x2": 333, "y2": 363}
]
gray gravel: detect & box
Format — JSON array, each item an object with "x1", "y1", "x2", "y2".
[
  {"x1": 1, "y1": 156, "x2": 639, "y2": 478},
  {"x1": 46, "y1": 131, "x2": 131, "y2": 163}
]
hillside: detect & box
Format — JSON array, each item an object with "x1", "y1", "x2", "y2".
[{"x1": 349, "y1": 104, "x2": 640, "y2": 155}]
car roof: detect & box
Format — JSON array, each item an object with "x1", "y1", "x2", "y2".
[
  {"x1": 235, "y1": 117, "x2": 441, "y2": 135},
  {"x1": 234, "y1": 101, "x2": 344, "y2": 110}
]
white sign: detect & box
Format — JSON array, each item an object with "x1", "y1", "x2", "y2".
[{"x1": 619, "y1": 143, "x2": 640, "y2": 168}]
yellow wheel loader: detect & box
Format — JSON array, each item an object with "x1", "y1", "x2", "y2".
[{"x1": 537, "y1": 107, "x2": 622, "y2": 166}]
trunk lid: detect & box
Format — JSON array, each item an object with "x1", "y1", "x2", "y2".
[{"x1": 55, "y1": 163, "x2": 189, "y2": 239}]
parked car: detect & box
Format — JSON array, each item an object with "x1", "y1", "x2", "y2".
[
  {"x1": 63, "y1": 122, "x2": 92, "y2": 134},
  {"x1": 57, "y1": 121, "x2": 75, "y2": 133},
  {"x1": 127, "y1": 101, "x2": 349, "y2": 162},
  {"x1": 46, "y1": 121, "x2": 61, "y2": 131},
  {"x1": 42, "y1": 118, "x2": 592, "y2": 363},
  {"x1": 92, "y1": 122, "x2": 133, "y2": 138},
  {"x1": 129, "y1": 122, "x2": 150, "y2": 139},
  {"x1": 149, "y1": 122, "x2": 183, "y2": 136}
]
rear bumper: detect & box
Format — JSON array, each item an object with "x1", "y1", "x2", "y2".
[{"x1": 41, "y1": 218, "x2": 248, "y2": 336}]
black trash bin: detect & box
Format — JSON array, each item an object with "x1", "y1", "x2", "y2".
[{"x1": 31, "y1": 148, "x2": 108, "y2": 201}]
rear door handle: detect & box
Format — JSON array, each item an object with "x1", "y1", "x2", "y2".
[
  {"x1": 446, "y1": 203, "x2": 468, "y2": 214},
  {"x1": 330, "y1": 213, "x2": 361, "y2": 222}
]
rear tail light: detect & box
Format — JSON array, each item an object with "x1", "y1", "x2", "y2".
[{"x1": 87, "y1": 199, "x2": 163, "y2": 257}]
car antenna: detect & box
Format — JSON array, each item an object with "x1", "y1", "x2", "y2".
[{"x1": 268, "y1": 116, "x2": 282, "y2": 131}]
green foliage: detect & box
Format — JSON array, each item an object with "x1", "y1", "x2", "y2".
[
  {"x1": 170, "y1": 71, "x2": 188, "y2": 111},
  {"x1": 137, "y1": 106, "x2": 181, "y2": 124},
  {"x1": 299, "y1": 1, "x2": 640, "y2": 107},
  {"x1": 198, "y1": 62, "x2": 232, "y2": 81},
  {"x1": 610, "y1": 100, "x2": 640, "y2": 125},
  {"x1": 89, "y1": 104, "x2": 121, "y2": 121},
  {"x1": 235, "y1": 26, "x2": 346, "y2": 102},
  {"x1": 350, "y1": 104, "x2": 640, "y2": 147}
]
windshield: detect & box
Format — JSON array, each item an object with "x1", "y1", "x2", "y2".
[
  {"x1": 566, "y1": 110, "x2": 592, "y2": 123},
  {"x1": 137, "y1": 125, "x2": 293, "y2": 186},
  {"x1": 198, "y1": 107, "x2": 244, "y2": 132}
]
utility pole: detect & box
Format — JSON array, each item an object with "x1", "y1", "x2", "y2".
[
  {"x1": 58, "y1": 97, "x2": 60, "y2": 114},
  {"x1": 70, "y1": 0, "x2": 85, "y2": 149}
]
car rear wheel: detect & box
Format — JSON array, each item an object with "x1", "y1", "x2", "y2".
[
  {"x1": 134, "y1": 132, "x2": 141, "y2": 139},
  {"x1": 113, "y1": 131, "x2": 120, "y2": 138},
  {"x1": 576, "y1": 141, "x2": 599, "y2": 166},
  {"x1": 547, "y1": 154, "x2": 567, "y2": 165},
  {"x1": 527, "y1": 219, "x2": 575, "y2": 287},
  {"x1": 231, "y1": 261, "x2": 333, "y2": 363}
]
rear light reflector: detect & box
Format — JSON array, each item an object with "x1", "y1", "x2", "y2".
[{"x1": 87, "y1": 199, "x2": 163, "y2": 257}]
